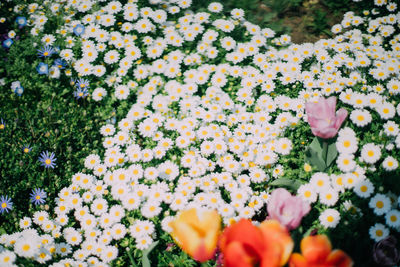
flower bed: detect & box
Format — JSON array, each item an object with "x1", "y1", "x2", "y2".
[{"x1": 0, "y1": 0, "x2": 399, "y2": 266}]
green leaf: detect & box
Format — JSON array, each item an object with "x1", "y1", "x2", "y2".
[
  {"x1": 305, "y1": 146, "x2": 326, "y2": 172},
  {"x1": 142, "y1": 241, "x2": 159, "y2": 267},
  {"x1": 309, "y1": 137, "x2": 323, "y2": 154},
  {"x1": 326, "y1": 141, "x2": 338, "y2": 168},
  {"x1": 270, "y1": 178, "x2": 304, "y2": 191}
]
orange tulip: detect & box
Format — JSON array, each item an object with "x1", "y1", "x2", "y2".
[
  {"x1": 169, "y1": 208, "x2": 221, "y2": 262},
  {"x1": 219, "y1": 219, "x2": 294, "y2": 267},
  {"x1": 289, "y1": 235, "x2": 353, "y2": 267}
]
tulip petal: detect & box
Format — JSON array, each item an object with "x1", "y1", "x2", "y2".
[
  {"x1": 326, "y1": 96, "x2": 337, "y2": 116},
  {"x1": 334, "y1": 108, "x2": 348, "y2": 129},
  {"x1": 289, "y1": 253, "x2": 309, "y2": 267},
  {"x1": 220, "y1": 219, "x2": 265, "y2": 259},
  {"x1": 223, "y1": 241, "x2": 255, "y2": 267},
  {"x1": 326, "y1": 249, "x2": 353, "y2": 267},
  {"x1": 300, "y1": 235, "x2": 332, "y2": 264},
  {"x1": 169, "y1": 209, "x2": 220, "y2": 262},
  {"x1": 259, "y1": 220, "x2": 294, "y2": 266}
]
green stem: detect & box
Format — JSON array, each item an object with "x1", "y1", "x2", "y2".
[
  {"x1": 126, "y1": 248, "x2": 138, "y2": 267},
  {"x1": 322, "y1": 140, "x2": 328, "y2": 166}
]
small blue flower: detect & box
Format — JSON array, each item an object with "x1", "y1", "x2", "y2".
[
  {"x1": 73, "y1": 87, "x2": 89, "y2": 99},
  {"x1": 12, "y1": 86, "x2": 24, "y2": 96},
  {"x1": 53, "y1": 58, "x2": 67, "y2": 69},
  {"x1": 2, "y1": 39, "x2": 13, "y2": 48},
  {"x1": 37, "y1": 62, "x2": 49, "y2": 75},
  {"x1": 16, "y1": 16, "x2": 27, "y2": 27},
  {"x1": 22, "y1": 144, "x2": 32, "y2": 153},
  {"x1": 30, "y1": 188, "x2": 47, "y2": 205},
  {"x1": 73, "y1": 24, "x2": 85, "y2": 36},
  {"x1": 38, "y1": 151, "x2": 57, "y2": 169},
  {"x1": 0, "y1": 118, "x2": 5, "y2": 130},
  {"x1": 75, "y1": 78, "x2": 90, "y2": 89},
  {"x1": 0, "y1": 196, "x2": 13, "y2": 214},
  {"x1": 37, "y1": 45, "x2": 55, "y2": 57},
  {"x1": 11, "y1": 81, "x2": 24, "y2": 96}
]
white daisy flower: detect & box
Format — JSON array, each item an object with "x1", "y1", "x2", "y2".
[
  {"x1": 382, "y1": 156, "x2": 398, "y2": 171},
  {"x1": 319, "y1": 188, "x2": 339, "y2": 207},
  {"x1": 19, "y1": 217, "x2": 32, "y2": 229},
  {"x1": 350, "y1": 109, "x2": 372, "y2": 127},
  {"x1": 208, "y1": 2, "x2": 223, "y2": 13},
  {"x1": 319, "y1": 208, "x2": 340, "y2": 228},
  {"x1": 353, "y1": 179, "x2": 374, "y2": 198},
  {"x1": 383, "y1": 121, "x2": 399, "y2": 137},
  {"x1": 369, "y1": 223, "x2": 389, "y2": 242},
  {"x1": 310, "y1": 172, "x2": 331, "y2": 193},
  {"x1": 385, "y1": 209, "x2": 400, "y2": 229},
  {"x1": 0, "y1": 250, "x2": 16, "y2": 266},
  {"x1": 297, "y1": 184, "x2": 318, "y2": 203},
  {"x1": 337, "y1": 153, "x2": 357, "y2": 172},
  {"x1": 336, "y1": 135, "x2": 358, "y2": 154},
  {"x1": 369, "y1": 193, "x2": 391, "y2": 216},
  {"x1": 360, "y1": 143, "x2": 381, "y2": 164}
]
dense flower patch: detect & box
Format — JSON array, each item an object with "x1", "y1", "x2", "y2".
[{"x1": 0, "y1": 0, "x2": 399, "y2": 266}]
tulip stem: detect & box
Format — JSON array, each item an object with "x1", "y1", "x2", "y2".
[{"x1": 322, "y1": 139, "x2": 328, "y2": 169}]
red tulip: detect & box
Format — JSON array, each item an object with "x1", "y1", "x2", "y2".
[
  {"x1": 289, "y1": 235, "x2": 353, "y2": 267},
  {"x1": 219, "y1": 219, "x2": 294, "y2": 267}
]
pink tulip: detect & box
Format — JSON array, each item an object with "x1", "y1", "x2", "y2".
[
  {"x1": 267, "y1": 188, "x2": 311, "y2": 230},
  {"x1": 305, "y1": 96, "x2": 348, "y2": 139}
]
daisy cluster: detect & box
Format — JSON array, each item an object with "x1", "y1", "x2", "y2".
[{"x1": 0, "y1": 0, "x2": 399, "y2": 265}]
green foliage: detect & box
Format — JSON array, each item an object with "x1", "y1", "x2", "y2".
[{"x1": 0, "y1": 33, "x2": 129, "y2": 234}]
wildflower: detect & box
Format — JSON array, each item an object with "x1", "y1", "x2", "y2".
[
  {"x1": 38, "y1": 151, "x2": 57, "y2": 169},
  {"x1": 2, "y1": 38, "x2": 13, "y2": 48},
  {"x1": 11, "y1": 81, "x2": 24, "y2": 96},
  {"x1": 37, "y1": 45, "x2": 55, "y2": 57},
  {"x1": 319, "y1": 208, "x2": 340, "y2": 228},
  {"x1": 73, "y1": 87, "x2": 89, "y2": 99},
  {"x1": 360, "y1": 143, "x2": 381, "y2": 164},
  {"x1": 369, "y1": 223, "x2": 389, "y2": 242},
  {"x1": 73, "y1": 24, "x2": 85, "y2": 36},
  {"x1": 15, "y1": 16, "x2": 27, "y2": 27},
  {"x1": 30, "y1": 188, "x2": 47, "y2": 205},
  {"x1": 22, "y1": 144, "x2": 32, "y2": 153},
  {"x1": 53, "y1": 58, "x2": 67, "y2": 69},
  {"x1": 369, "y1": 194, "x2": 391, "y2": 216},
  {"x1": 0, "y1": 195, "x2": 13, "y2": 213},
  {"x1": 385, "y1": 210, "x2": 400, "y2": 229},
  {"x1": 75, "y1": 78, "x2": 90, "y2": 89},
  {"x1": 37, "y1": 62, "x2": 49, "y2": 75},
  {"x1": 0, "y1": 250, "x2": 16, "y2": 265}
]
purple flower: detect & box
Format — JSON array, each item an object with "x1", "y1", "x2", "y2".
[
  {"x1": 0, "y1": 195, "x2": 13, "y2": 214},
  {"x1": 305, "y1": 96, "x2": 348, "y2": 139},
  {"x1": 373, "y1": 236, "x2": 400, "y2": 266},
  {"x1": 267, "y1": 188, "x2": 311, "y2": 230},
  {"x1": 38, "y1": 151, "x2": 57, "y2": 169},
  {"x1": 22, "y1": 144, "x2": 32, "y2": 153},
  {"x1": 30, "y1": 188, "x2": 47, "y2": 205},
  {"x1": 0, "y1": 118, "x2": 5, "y2": 130}
]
